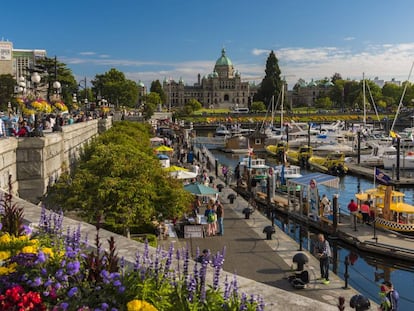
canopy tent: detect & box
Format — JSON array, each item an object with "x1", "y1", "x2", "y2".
[
  {"x1": 285, "y1": 172, "x2": 340, "y2": 218},
  {"x1": 155, "y1": 145, "x2": 174, "y2": 152},
  {"x1": 170, "y1": 170, "x2": 198, "y2": 179},
  {"x1": 164, "y1": 165, "x2": 188, "y2": 172},
  {"x1": 184, "y1": 183, "x2": 218, "y2": 196},
  {"x1": 156, "y1": 154, "x2": 169, "y2": 160},
  {"x1": 150, "y1": 137, "x2": 164, "y2": 143}
]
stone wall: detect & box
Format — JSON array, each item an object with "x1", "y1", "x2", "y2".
[{"x1": 0, "y1": 117, "x2": 112, "y2": 204}]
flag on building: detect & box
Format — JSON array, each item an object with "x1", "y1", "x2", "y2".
[{"x1": 375, "y1": 167, "x2": 391, "y2": 185}]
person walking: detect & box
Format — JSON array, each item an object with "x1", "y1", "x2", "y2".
[
  {"x1": 360, "y1": 201, "x2": 370, "y2": 224},
  {"x1": 314, "y1": 233, "x2": 332, "y2": 285},
  {"x1": 348, "y1": 199, "x2": 359, "y2": 227},
  {"x1": 379, "y1": 280, "x2": 399, "y2": 311},
  {"x1": 216, "y1": 200, "x2": 224, "y2": 236}
]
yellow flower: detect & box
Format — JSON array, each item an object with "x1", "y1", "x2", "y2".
[
  {"x1": 0, "y1": 251, "x2": 11, "y2": 260},
  {"x1": 21, "y1": 245, "x2": 38, "y2": 254},
  {"x1": 41, "y1": 247, "x2": 54, "y2": 258},
  {"x1": 0, "y1": 233, "x2": 12, "y2": 244},
  {"x1": 127, "y1": 300, "x2": 158, "y2": 311},
  {"x1": 0, "y1": 263, "x2": 17, "y2": 275}
]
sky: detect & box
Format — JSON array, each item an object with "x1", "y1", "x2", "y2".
[{"x1": 2, "y1": 0, "x2": 414, "y2": 90}]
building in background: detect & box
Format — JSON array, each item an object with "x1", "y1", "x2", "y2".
[{"x1": 163, "y1": 48, "x2": 257, "y2": 109}]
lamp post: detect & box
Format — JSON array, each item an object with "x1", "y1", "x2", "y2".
[{"x1": 31, "y1": 72, "x2": 41, "y2": 97}]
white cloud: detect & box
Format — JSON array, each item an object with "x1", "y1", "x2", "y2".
[
  {"x1": 78, "y1": 52, "x2": 96, "y2": 56},
  {"x1": 67, "y1": 42, "x2": 414, "y2": 90},
  {"x1": 344, "y1": 37, "x2": 355, "y2": 41}
]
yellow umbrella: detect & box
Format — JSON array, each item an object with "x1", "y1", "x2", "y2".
[
  {"x1": 164, "y1": 165, "x2": 189, "y2": 172},
  {"x1": 155, "y1": 145, "x2": 174, "y2": 152}
]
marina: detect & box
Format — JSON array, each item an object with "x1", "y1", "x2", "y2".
[{"x1": 201, "y1": 146, "x2": 414, "y2": 310}]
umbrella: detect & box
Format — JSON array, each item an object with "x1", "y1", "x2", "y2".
[
  {"x1": 184, "y1": 183, "x2": 218, "y2": 196},
  {"x1": 155, "y1": 145, "x2": 174, "y2": 152},
  {"x1": 157, "y1": 154, "x2": 169, "y2": 160},
  {"x1": 150, "y1": 137, "x2": 164, "y2": 143},
  {"x1": 170, "y1": 170, "x2": 198, "y2": 179},
  {"x1": 164, "y1": 165, "x2": 189, "y2": 172}
]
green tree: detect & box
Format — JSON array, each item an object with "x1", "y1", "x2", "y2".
[
  {"x1": 45, "y1": 122, "x2": 192, "y2": 236},
  {"x1": 381, "y1": 83, "x2": 401, "y2": 108},
  {"x1": 150, "y1": 80, "x2": 166, "y2": 105},
  {"x1": 254, "y1": 50, "x2": 283, "y2": 108},
  {"x1": 142, "y1": 92, "x2": 161, "y2": 119},
  {"x1": 36, "y1": 57, "x2": 78, "y2": 109},
  {"x1": 250, "y1": 101, "x2": 266, "y2": 112},
  {"x1": 0, "y1": 74, "x2": 16, "y2": 111},
  {"x1": 314, "y1": 97, "x2": 333, "y2": 109},
  {"x1": 92, "y1": 68, "x2": 138, "y2": 109}
]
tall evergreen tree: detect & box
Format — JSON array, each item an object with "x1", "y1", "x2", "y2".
[
  {"x1": 150, "y1": 80, "x2": 166, "y2": 104},
  {"x1": 254, "y1": 50, "x2": 283, "y2": 108}
]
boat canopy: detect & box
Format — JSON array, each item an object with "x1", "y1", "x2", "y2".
[{"x1": 286, "y1": 172, "x2": 340, "y2": 189}]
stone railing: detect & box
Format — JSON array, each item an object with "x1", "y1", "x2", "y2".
[{"x1": 0, "y1": 117, "x2": 112, "y2": 204}]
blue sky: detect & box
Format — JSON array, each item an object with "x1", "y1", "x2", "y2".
[{"x1": 2, "y1": 0, "x2": 414, "y2": 89}]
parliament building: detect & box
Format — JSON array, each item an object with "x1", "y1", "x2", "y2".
[{"x1": 162, "y1": 49, "x2": 257, "y2": 109}]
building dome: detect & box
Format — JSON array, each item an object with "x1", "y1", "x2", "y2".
[
  {"x1": 138, "y1": 80, "x2": 145, "y2": 87},
  {"x1": 215, "y1": 48, "x2": 233, "y2": 66}
]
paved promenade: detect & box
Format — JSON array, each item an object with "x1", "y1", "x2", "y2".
[{"x1": 160, "y1": 181, "x2": 381, "y2": 310}]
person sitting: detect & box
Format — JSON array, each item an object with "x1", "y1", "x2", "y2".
[
  {"x1": 196, "y1": 249, "x2": 210, "y2": 263},
  {"x1": 14, "y1": 120, "x2": 31, "y2": 137}
]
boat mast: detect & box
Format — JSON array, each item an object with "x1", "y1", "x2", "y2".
[
  {"x1": 391, "y1": 61, "x2": 414, "y2": 132},
  {"x1": 280, "y1": 81, "x2": 284, "y2": 128},
  {"x1": 363, "y1": 72, "x2": 366, "y2": 126}
]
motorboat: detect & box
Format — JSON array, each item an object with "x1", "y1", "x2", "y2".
[
  {"x1": 286, "y1": 146, "x2": 313, "y2": 168},
  {"x1": 238, "y1": 156, "x2": 270, "y2": 180},
  {"x1": 382, "y1": 150, "x2": 414, "y2": 170},
  {"x1": 214, "y1": 124, "x2": 231, "y2": 137},
  {"x1": 355, "y1": 185, "x2": 414, "y2": 234},
  {"x1": 308, "y1": 151, "x2": 348, "y2": 176}
]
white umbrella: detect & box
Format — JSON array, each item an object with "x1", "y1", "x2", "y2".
[{"x1": 170, "y1": 170, "x2": 198, "y2": 179}]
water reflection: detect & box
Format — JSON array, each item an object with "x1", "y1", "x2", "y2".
[{"x1": 210, "y1": 149, "x2": 414, "y2": 309}]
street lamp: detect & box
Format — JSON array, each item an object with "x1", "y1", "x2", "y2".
[{"x1": 31, "y1": 72, "x2": 41, "y2": 97}]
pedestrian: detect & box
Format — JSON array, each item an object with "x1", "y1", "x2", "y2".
[
  {"x1": 348, "y1": 199, "x2": 359, "y2": 226},
  {"x1": 379, "y1": 280, "x2": 399, "y2": 311},
  {"x1": 314, "y1": 233, "x2": 331, "y2": 285},
  {"x1": 196, "y1": 249, "x2": 210, "y2": 263},
  {"x1": 205, "y1": 200, "x2": 216, "y2": 236},
  {"x1": 360, "y1": 201, "x2": 370, "y2": 224},
  {"x1": 216, "y1": 200, "x2": 224, "y2": 236}
]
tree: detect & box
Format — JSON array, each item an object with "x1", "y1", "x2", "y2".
[
  {"x1": 44, "y1": 122, "x2": 192, "y2": 237},
  {"x1": 314, "y1": 97, "x2": 333, "y2": 109},
  {"x1": 150, "y1": 80, "x2": 166, "y2": 105},
  {"x1": 250, "y1": 101, "x2": 266, "y2": 112},
  {"x1": 331, "y1": 73, "x2": 342, "y2": 84},
  {"x1": 92, "y1": 68, "x2": 138, "y2": 109},
  {"x1": 382, "y1": 83, "x2": 401, "y2": 108},
  {"x1": 254, "y1": 51, "x2": 283, "y2": 108},
  {"x1": 0, "y1": 74, "x2": 16, "y2": 111},
  {"x1": 142, "y1": 92, "x2": 161, "y2": 120}
]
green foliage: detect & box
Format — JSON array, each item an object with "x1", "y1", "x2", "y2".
[
  {"x1": 150, "y1": 80, "x2": 166, "y2": 104},
  {"x1": 251, "y1": 101, "x2": 266, "y2": 112},
  {"x1": 92, "y1": 68, "x2": 139, "y2": 108},
  {"x1": 0, "y1": 175, "x2": 25, "y2": 237},
  {"x1": 44, "y1": 122, "x2": 192, "y2": 236},
  {"x1": 254, "y1": 50, "x2": 283, "y2": 107},
  {"x1": 143, "y1": 92, "x2": 161, "y2": 119},
  {"x1": 314, "y1": 97, "x2": 333, "y2": 109},
  {"x1": 0, "y1": 74, "x2": 16, "y2": 111}
]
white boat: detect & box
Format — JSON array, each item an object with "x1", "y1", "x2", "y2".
[
  {"x1": 274, "y1": 164, "x2": 302, "y2": 179},
  {"x1": 383, "y1": 150, "x2": 414, "y2": 170},
  {"x1": 239, "y1": 156, "x2": 269, "y2": 180},
  {"x1": 214, "y1": 124, "x2": 231, "y2": 137},
  {"x1": 358, "y1": 144, "x2": 396, "y2": 167}
]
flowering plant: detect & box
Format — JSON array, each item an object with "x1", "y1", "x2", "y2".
[
  {"x1": 52, "y1": 101, "x2": 68, "y2": 112},
  {"x1": 0, "y1": 183, "x2": 264, "y2": 310},
  {"x1": 17, "y1": 97, "x2": 52, "y2": 115}
]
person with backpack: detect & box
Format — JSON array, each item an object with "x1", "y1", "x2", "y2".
[
  {"x1": 205, "y1": 200, "x2": 216, "y2": 236},
  {"x1": 314, "y1": 233, "x2": 332, "y2": 285},
  {"x1": 379, "y1": 281, "x2": 399, "y2": 311}
]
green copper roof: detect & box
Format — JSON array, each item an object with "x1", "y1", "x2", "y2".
[{"x1": 215, "y1": 48, "x2": 233, "y2": 66}]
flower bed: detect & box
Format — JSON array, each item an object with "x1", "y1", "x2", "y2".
[{"x1": 0, "y1": 186, "x2": 264, "y2": 310}]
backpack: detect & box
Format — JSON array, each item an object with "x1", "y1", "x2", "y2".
[{"x1": 207, "y1": 211, "x2": 215, "y2": 223}]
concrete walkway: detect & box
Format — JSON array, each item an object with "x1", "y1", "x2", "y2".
[{"x1": 160, "y1": 182, "x2": 380, "y2": 310}]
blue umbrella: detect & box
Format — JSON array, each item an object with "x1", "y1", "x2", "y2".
[
  {"x1": 184, "y1": 183, "x2": 218, "y2": 196},
  {"x1": 157, "y1": 154, "x2": 169, "y2": 160}
]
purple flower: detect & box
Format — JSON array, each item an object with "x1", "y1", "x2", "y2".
[
  {"x1": 68, "y1": 286, "x2": 78, "y2": 297},
  {"x1": 59, "y1": 302, "x2": 69, "y2": 310},
  {"x1": 66, "y1": 261, "x2": 80, "y2": 275},
  {"x1": 101, "y1": 303, "x2": 109, "y2": 310},
  {"x1": 36, "y1": 251, "x2": 46, "y2": 264}
]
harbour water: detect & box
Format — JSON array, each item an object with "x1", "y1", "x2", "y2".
[{"x1": 209, "y1": 148, "x2": 414, "y2": 310}]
